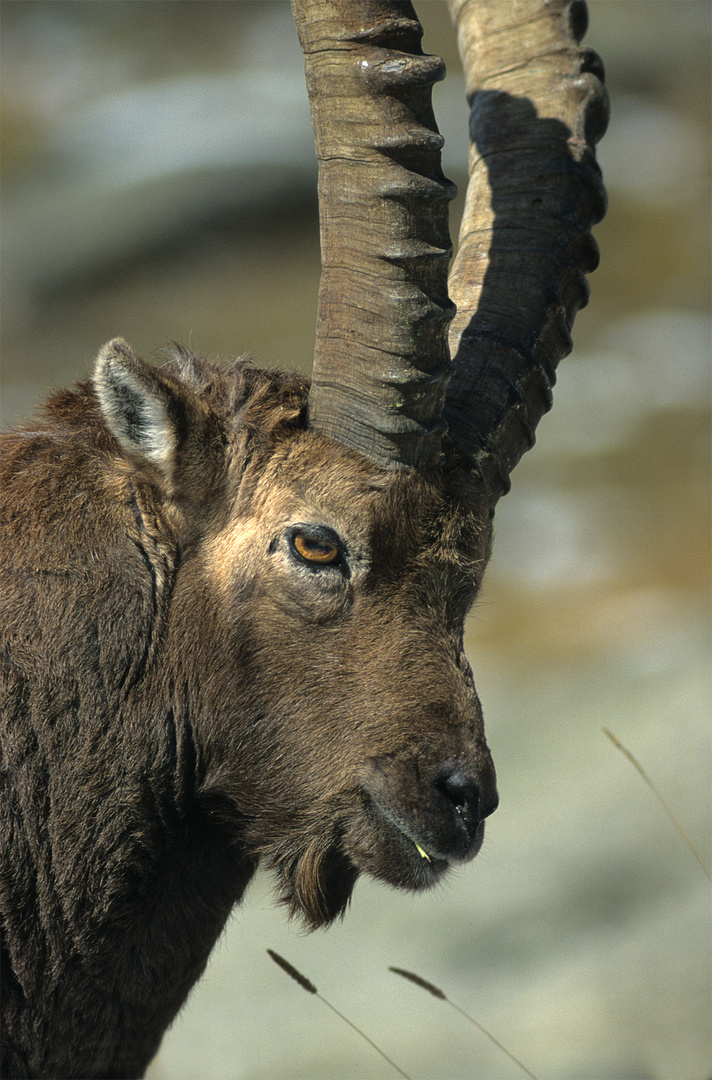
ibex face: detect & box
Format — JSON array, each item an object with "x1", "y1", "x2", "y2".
[
  {"x1": 95, "y1": 341, "x2": 497, "y2": 928},
  {"x1": 196, "y1": 427, "x2": 497, "y2": 926}
]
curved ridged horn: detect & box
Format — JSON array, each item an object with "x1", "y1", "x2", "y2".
[
  {"x1": 291, "y1": 0, "x2": 456, "y2": 469},
  {"x1": 444, "y1": 0, "x2": 609, "y2": 504}
]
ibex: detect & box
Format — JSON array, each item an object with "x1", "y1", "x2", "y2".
[{"x1": 0, "y1": 1, "x2": 607, "y2": 1076}]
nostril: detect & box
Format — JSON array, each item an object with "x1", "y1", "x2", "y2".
[
  {"x1": 435, "y1": 769, "x2": 499, "y2": 823},
  {"x1": 434, "y1": 770, "x2": 482, "y2": 819}
]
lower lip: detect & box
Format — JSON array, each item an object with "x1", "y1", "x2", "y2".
[{"x1": 426, "y1": 821, "x2": 485, "y2": 865}]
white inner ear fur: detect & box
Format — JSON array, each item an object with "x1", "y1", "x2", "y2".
[{"x1": 93, "y1": 339, "x2": 175, "y2": 475}]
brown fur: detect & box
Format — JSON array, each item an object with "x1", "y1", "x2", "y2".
[{"x1": 0, "y1": 343, "x2": 497, "y2": 1078}]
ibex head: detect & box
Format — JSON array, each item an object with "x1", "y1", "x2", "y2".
[
  {"x1": 92, "y1": 338, "x2": 496, "y2": 929},
  {"x1": 86, "y1": 0, "x2": 606, "y2": 930}
]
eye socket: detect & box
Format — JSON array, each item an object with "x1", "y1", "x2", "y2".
[{"x1": 289, "y1": 526, "x2": 344, "y2": 569}]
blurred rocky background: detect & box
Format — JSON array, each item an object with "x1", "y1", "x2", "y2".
[{"x1": 1, "y1": 2, "x2": 709, "y2": 1078}]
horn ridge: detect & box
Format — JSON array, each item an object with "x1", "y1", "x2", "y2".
[
  {"x1": 292, "y1": 0, "x2": 456, "y2": 469},
  {"x1": 444, "y1": 0, "x2": 609, "y2": 504}
]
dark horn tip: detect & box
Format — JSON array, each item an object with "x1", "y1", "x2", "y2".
[
  {"x1": 580, "y1": 46, "x2": 606, "y2": 84},
  {"x1": 567, "y1": 0, "x2": 589, "y2": 44},
  {"x1": 583, "y1": 81, "x2": 611, "y2": 148}
]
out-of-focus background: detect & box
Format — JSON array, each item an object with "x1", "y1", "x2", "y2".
[{"x1": 1, "y1": 2, "x2": 709, "y2": 1078}]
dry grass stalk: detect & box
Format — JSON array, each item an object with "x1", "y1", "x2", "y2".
[
  {"x1": 390, "y1": 966, "x2": 538, "y2": 1080},
  {"x1": 603, "y1": 728, "x2": 711, "y2": 881},
  {"x1": 267, "y1": 950, "x2": 411, "y2": 1079}
]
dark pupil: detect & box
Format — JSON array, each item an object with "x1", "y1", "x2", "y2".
[{"x1": 302, "y1": 536, "x2": 334, "y2": 559}]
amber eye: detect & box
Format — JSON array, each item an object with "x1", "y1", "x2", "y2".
[
  {"x1": 292, "y1": 531, "x2": 340, "y2": 564},
  {"x1": 287, "y1": 525, "x2": 346, "y2": 571}
]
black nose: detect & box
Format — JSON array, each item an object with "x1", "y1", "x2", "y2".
[{"x1": 435, "y1": 767, "x2": 499, "y2": 830}]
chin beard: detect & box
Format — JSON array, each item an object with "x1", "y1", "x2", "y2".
[{"x1": 272, "y1": 829, "x2": 360, "y2": 929}]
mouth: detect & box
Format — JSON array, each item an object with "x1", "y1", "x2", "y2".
[
  {"x1": 344, "y1": 793, "x2": 484, "y2": 891},
  {"x1": 383, "y1": 814, "x2": 451, "y2": 874},
  {"x1": 393, "y1": 813, "x2": 486, "y2": 872},
  {"x1": 394, "y1": 827, "x2": 451, "y2": 879},
  {"x1": 377, "y1": 819, "x2": 451, "y2": 886},
  {"x1": 404, "y1": 835, "x2": 451, "y2": 882}
]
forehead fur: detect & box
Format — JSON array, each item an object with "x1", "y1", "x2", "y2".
[
  {"x1": 162, "y1": 349, "x2": 491, "y2": 568},
  {"x1": 163, "y1": 347, "x2": 310, "y2": 442},
  {"x1": 238, "y1": 426, "x2": 492, "y2": 575}
]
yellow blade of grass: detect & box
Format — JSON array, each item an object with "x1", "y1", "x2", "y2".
[{"x1": 603, "y1": 728, "x2": 711, "y2": 881}]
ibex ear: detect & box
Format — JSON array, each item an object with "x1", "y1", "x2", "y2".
[{"x1": 93, "y1": 338, "x2": 179, "y2": 477}]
